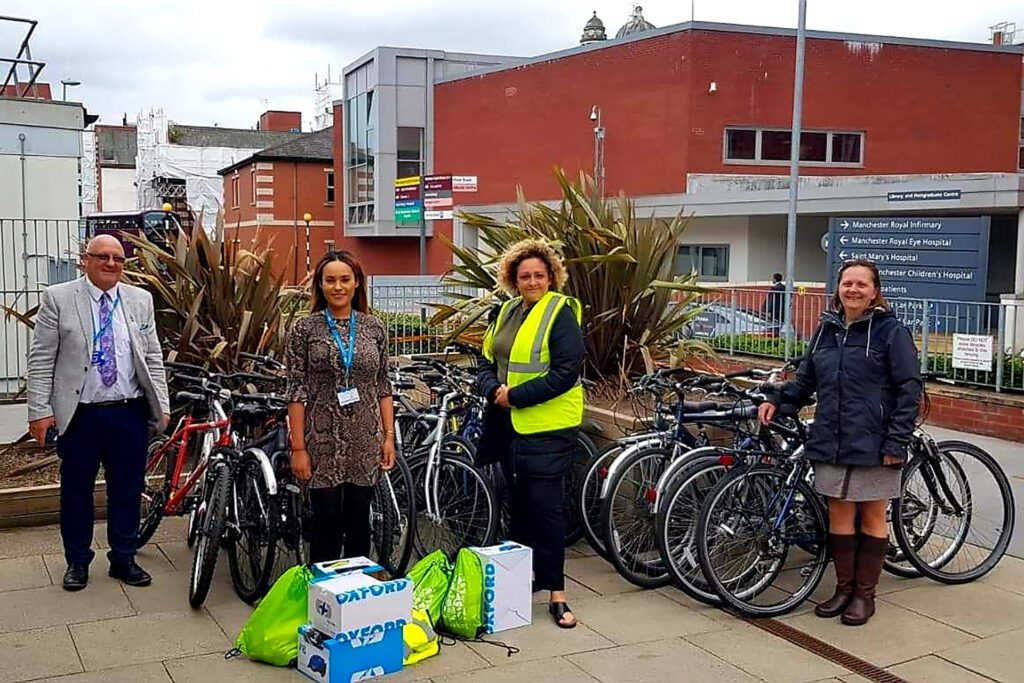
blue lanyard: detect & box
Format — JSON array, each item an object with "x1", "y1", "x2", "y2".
[
  {"x1": 324, "y1": 309, "x2": 357, "y2": 382},
  {"x1": 92, "y1": 294, "x2": 121, "y2": 346}
]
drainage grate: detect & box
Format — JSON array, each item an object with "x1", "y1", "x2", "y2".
[{"x1": 743, "y1": 616, "x2": 910, "y2": 683}]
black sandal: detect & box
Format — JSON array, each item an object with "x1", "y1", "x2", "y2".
[{"x1": 549, "y1": 601, "x2": 577, "y2": 629}]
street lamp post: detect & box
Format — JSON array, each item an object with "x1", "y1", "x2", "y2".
[
  {"x1": 303, "y1": 212, "x2": 313, "y2": 276},
  {"x1": 60, "y1": 79, "x2": 81, "y2": 100},
  {"x1": 590, "y1": 105, "x2": 605, "y2": 196},
  {"x1": 783, "y1": 0, "x2": 808, "y2": 359}
]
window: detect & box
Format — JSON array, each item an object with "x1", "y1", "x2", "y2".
[
  {"x1": 345, "y1": 89, "x2": 375, "y2": 225},
  {"x1": 674, "y1": 244, "x2": 730, "y2": 281},
  {"x1": 724, "y1": 128, "x2": 864, "y2": 166},
  {"x1": 250, "y1": 169, "x2": 257, "y2": 205},
  {"x1": 396, "y1": 127, "x2": 424, "y2": 226},
  {"x1": 231, "y1": 175, "x2": 239, "y2": 209},
  {"x1": 326, "y1": 171, "x2": 335, "y2": 204},
  {"x1": 1018, "y1": 117, "x2": 1024, "y2": 171}
]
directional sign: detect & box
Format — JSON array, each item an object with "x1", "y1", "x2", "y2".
[
  {"x1": 394, "y1": 175, "x2": 422, "y2": 223},
  {"x1": 887, "y1": 189, "x2": 961, "y2": 202},
  {"x1": 826, "y1": 217, "x2": 990, "y2": 304},
  {"x1": 423, "y1": 174, "x2": 453, "y2": 220}
]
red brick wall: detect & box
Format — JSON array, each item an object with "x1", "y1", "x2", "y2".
[
  {"x1": 434, "y1": 29, "x2": 1023, "y2": 205},
  {"x1": 259, "y1": 110, "x2": 302, "y2": 132}
]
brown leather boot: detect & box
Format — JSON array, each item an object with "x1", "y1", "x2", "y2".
[
  {"x1": 842, "y1": 533, "x2": 888, "y2": 626},
  {"x1": 815, "y1": 533, "x2": 857, "y2": 618}
]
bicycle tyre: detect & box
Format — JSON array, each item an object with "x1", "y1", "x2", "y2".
[
  {"x1": 137, "y1": 436, "x2": 173, "y2": 548},
  {"x1": 371, "y1": 454, "x2": 417, "y2": 577},
  {"x1": 601, "y1": 446, "x2": 674, "y2": 589},
  {"x1": 893, "y1": 440, "x2": 1014, "y2": 584},
  {"x1": 189, "y1": 460, "x2": 232, "y2": 608},
  {"x1": 227, "y1": 456, "x2": 279, "y2": 604},
  {"x1": 696, "y1": 464, "x2": 829, "y2": 617},
  {"x1": 410, "y1": 453, "x2": 498, "y2": 560},
  {"x1": 565, "y1": 431, "x2": 598, "y2": 547},
  {"x1": 579, "y1": 441, "x2": 626, "y2": 560}
]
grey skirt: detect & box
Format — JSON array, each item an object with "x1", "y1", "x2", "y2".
[{"x1": 813, "y1": 462, "x2": 901, "y2": 502}]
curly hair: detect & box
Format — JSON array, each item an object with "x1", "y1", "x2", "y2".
[{"x1": 497, "y1": 239, "x2": 568, "y2": 295}]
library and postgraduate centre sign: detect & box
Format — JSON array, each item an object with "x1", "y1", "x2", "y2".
[{"x1": 825, "y1": 217, "x2": 990, "y2": 303}]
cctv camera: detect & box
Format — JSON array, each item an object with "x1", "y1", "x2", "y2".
[{"x1": 589, "y1": 105, "x2": 599, "y2": 122}]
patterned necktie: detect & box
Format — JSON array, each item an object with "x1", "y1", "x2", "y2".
[{"x1": 99, "y1": 293, "x2": 118, "y2": 388}]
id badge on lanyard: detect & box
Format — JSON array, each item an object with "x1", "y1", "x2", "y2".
[{"x1": 325, "y1": 309, "x2": 360, "y2": 408}]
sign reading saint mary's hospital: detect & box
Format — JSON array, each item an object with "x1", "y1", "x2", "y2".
[{"x1": 825, "y1": 217, "x2": 990, "y2": 304}]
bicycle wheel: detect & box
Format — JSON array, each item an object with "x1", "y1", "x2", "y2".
[
  {"x1": 371, "y1": 454, "x2": 416, "y2": 577},
  {"x1": 441, "y1": 434, "x2": 476, "y2": 462},
  {"x1": 884, "y1": 501, "x2": 927, "y2": 578},
  {"x1": 138, "y1": 436, "x2": 173, "y2": 548},
  {"x1": 655, "y1": 453, "x2": 733, "y2": 606},
  {"x1": 411, "y1": 454, "x2": 497, "y2": 560},
  {"x1": 564, "y1": 431, "x2": 598, "y2": 547},
  {"x1": 267, "y1": 452, "x2": 309, "y2": 584},
  {"x1": 893, "y1": 441, "x2": 1014, "y2": 584},
  {"x1": 189, "y1": 459, "x2": 232, "y2": 608},
  {"x1": 601, "y1": 446, "x2": 673, "y2": 589},
  {"x1": 227, "y1": 455, "x2": 279, "y2": 604},
  {"x1": 697, "y1": 464, "x2": 829, "y2": 617},
  {"x1": 579, "y1": 441, "x2": 625, "y2": 560}
]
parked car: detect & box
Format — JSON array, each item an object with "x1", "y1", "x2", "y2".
[{"x1": 675, "y1": 302, "x2": 788, "y2": 340}]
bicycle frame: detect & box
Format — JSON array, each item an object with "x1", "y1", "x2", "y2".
[
  {"x1": 421, "y1": 390, "x2": 458, "y2": 521},
  {"x1": 151, "y1": 400, "x2": 231, "y2": 516}
]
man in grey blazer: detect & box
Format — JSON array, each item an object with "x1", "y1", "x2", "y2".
[{"x1": 27, "y1": 234, "x2": 170, "y2": 591}]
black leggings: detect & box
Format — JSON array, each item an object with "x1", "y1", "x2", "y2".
[
  {"x1": 308, "y1": 483, "x2": 374, "y2": 564},
  {"x1": 505, "y1": 472, "x2": 566, "y2": 592}
]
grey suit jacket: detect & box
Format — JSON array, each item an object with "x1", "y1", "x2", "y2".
[{"x1": 26, "y1": 277, "x2": 171, "y2": 434}]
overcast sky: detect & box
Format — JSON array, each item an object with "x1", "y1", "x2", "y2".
[{"x1": 1, "y1": 1, "x2": 1020, "y2": 131}]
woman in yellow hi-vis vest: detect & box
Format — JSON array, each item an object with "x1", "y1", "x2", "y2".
[{"x1": 478, "y1": 239, "x2": 585, "y2": 629}]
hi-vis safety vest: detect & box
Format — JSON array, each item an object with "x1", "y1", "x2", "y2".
[
  {"x1": 482, "y1": 291, "x2": 584, "y2": 435},
  {"x1": 403, "y1": 609, "x2": 440, "y2": 665}
]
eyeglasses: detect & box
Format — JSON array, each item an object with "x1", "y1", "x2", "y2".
[{"x1": 86, "y1": 252, "x2": 126, "y2": 264}]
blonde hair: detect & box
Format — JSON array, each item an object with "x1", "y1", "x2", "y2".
[{"x1": 497, "y1": 239, "x2": 568, "y2": 295}]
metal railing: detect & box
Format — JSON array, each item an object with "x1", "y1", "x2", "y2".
[
  {"x1": 0, "y1": 219, "x2": 84, "y2": 398},
  {"x1": 691, "y1": 286, "x2": 1023, "y2": 393},
  {"x1": 367, "y1": 276, "x2": 478, "y2": 357}
]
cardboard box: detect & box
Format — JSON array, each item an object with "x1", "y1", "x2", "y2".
[
  {"x1": 309, "y1": 571, "x2": 412, "y2": 640},
  {"x1": 470, "y1": 542, "x2": 532, "y2": 634},
  {"x1": 311, "y1": 557, "x2": 385, "y2": 580},
  {"x1": 297, "y1": 624, "x2": 403, "y2": 683}
]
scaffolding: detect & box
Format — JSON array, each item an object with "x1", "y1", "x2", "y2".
[
  {"x1": 0, "y1": 15, "x2": 45, "y2": 98},
  {"x1": 313, "y1": 65, "x2": 342, "y2": 131}
]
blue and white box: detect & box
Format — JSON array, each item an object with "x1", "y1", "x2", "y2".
[
  {"x1": 309, "y1": 571, "x2": 412, "y2": 640},
  {"x1": 311, "y1": 557, "x2": 385, "y2": 580},
  {"x1": 470, "y1": 542, "x2": 532, "y2": 634},
  {"x1": 297, "y1": 623, "x2": 404, "y2": 683}
]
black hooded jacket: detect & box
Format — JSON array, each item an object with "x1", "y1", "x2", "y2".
[{"x1": 772, "y1": 308, "x2": 922, "y2": 467}]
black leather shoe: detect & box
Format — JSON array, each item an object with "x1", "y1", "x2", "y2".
[
  {"x1": 108, "y1": 561, "x2": 152, "y2": 587},
  {"x1": 63, "y1": 564, "x2": 89, "y2": 591}
]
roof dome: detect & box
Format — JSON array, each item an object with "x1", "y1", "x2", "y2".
[
  {"x1": 615, "y1": 4, "x2": 656, "y2": 39},
  {"x1": 580, "y1": 11, "x2": 607, "y2": 44}
]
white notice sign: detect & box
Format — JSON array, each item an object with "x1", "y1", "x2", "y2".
[
  {"x1": 453, "y1": 175, "x2": 478, "y2": 192},
  {"x1": 952, "y1": 334, "x2": 993, "y2": 372}
]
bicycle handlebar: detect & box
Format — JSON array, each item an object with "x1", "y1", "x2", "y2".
[{"x1": 239, "y1": 351, "x2": 285, "y2": 371}]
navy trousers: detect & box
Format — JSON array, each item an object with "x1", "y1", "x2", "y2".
[
  {"x1": 503, "y1": 468, "x2": 566, "y2": 592},
  {"x1": 57, "y1": 399, "x2": 149, "y2": 567}
]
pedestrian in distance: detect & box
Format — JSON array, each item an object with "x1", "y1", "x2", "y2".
[
  {"x1": 763, "y1": 272, "x2": 787, "y2": 330},
  {"x1": 285, "y1": 250, "x2": 396, "y2": 565},
  {"x1": 27, "y1": 234, "x2": 170, "y2": 591},
  {"x1": 477, "y1": 239, "x2": 585, "y2": 629},
  {"x1": 759, "y1": 258, "x2": 922, "y2": 626}
]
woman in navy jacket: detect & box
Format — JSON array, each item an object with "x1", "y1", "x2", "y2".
[{"x1": 759, "y1": 259, "x2": 922, "y2": 626}]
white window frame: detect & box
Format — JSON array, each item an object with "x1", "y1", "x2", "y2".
[
  {"x1": 231, "y1": 173, "x2": 240, "y2": 209},
  {"x1": 325, "y1": 168, "x2": 335, "y2": 205},
  {"x1": 724, "y1": 127, "x2": 865, "y2": 168},
  {"x1": 250, "y1": 169, "x2": 257, "y2": 205}
]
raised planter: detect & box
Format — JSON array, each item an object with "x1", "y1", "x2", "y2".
[{"x1": 0, "y1": 482, "x2": 107, "y2": 529}]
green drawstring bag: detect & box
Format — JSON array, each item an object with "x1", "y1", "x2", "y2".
[
  {"x1": 230, "y1": 565, "x2": 313, "y2": 666},
  {"x1": 407, "y1": 550, "x2": 452, "y2": 625},
  {"x1": 439, "y1": 548, "x2": 485, "y2": 640}
]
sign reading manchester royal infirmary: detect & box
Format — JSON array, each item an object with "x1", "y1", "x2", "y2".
[{"x1": 825, "y1": 217, "x2": 990, "y2": 303}]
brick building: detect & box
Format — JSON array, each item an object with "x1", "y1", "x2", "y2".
[{"x1": 219, "y1": 126, "x2": 335, "y2": 283}]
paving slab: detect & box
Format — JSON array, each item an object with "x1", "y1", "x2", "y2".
[
  {"x1": 784, "y1": 600, "x2": 977, "y2": 668},
  {"x1": 0, "y1": 526, "x2": 66, "y2": 559},
  {"x1": 564, "y1": 555, "x2": 642, "y2": 596},
  {"x1": 204, "y1": 600, "x2": 254, "y2": 643},
  {"x1": 41, "y1": 544, "x2": 175, "y2": 589},
  {"x1": 464, "y1": 618, "x2": 614, "y2": 666},
  {"x1": 978, "y1": 555, "x2": 1024, "y2": 597},
  {"x1": 570, "y1": 589, "x2": 724, "y2": 645},
  {"x1": 386, "y1": 640, "x2": 493, "y2": 681},
  {"x1": 686, "y1": 623, "x2": 849, "y2": 683},
  {"x1": 70, "y1": 610, "x2": 230, "y2": 671},
  {"x1": 883, "y1": 581, "x2": 1024, "y2": 638},
  {"x1": 163, "y1": 653, "x2": 296, "y2": 683},
  {"x1": 0, "y1": 626, "x2": 82, "y2": 683},
  {"x1": 0, "y1": 555, "x2": 51, "y2": 592},
  {"x1": 568, "y1": 637, "x2": 760, "y2": 683},
  {"x1": 119, "y1": 563, "x2": 238, "y2": 616},
  {"x1": 36, "y1": 662, "x2": 173, "y2": 682},
  {"x1": 432, "y1": 656, "x2": 595, "y2": 683},
  {"x1": 938, "y1": 627, "x2": 1024, "y2": 682},
  {"x1": 887, "y1": 655, "x2": 994, "y2": 682},
  {"x1": 0, "y1": 581, "x2": 133, "y2": 634},
  {"x1": 530, "y1": 575, "x2": 599, "y2": 605}
]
